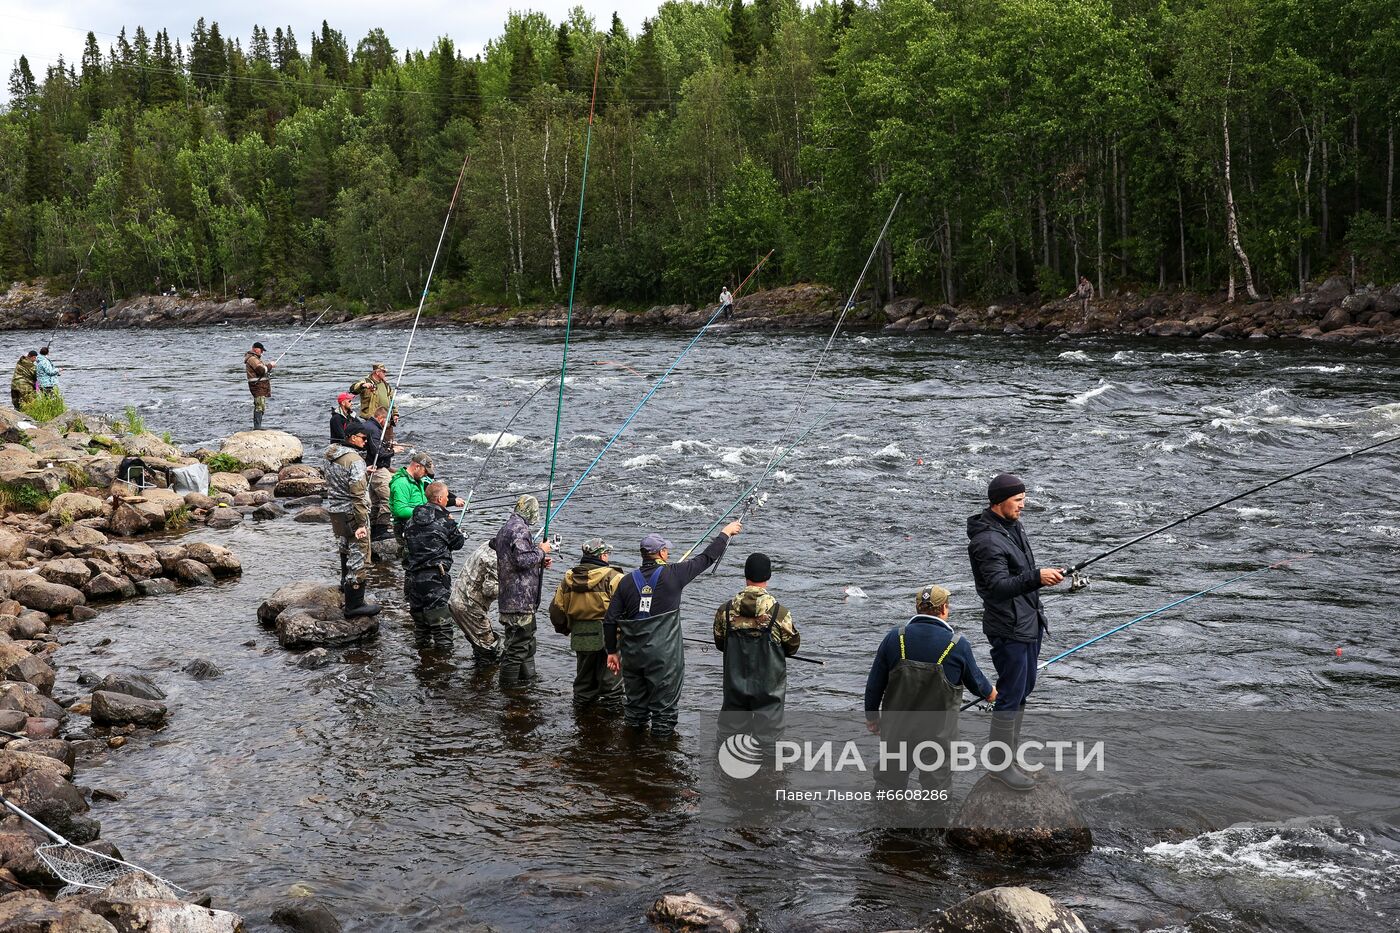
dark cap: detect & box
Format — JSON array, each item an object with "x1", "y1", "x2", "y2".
[
  {"x1": 988, "y1": 473, "x2": 1026, "y2": 505},
  {"x1": 252, "y1": 341, "x2": 266, "y2": 351},
  {"x1": 744, "y1": 553, "x2": 772, "y2": 583},
  {"x1": 640, "y1": 533, "x2": 672, "y2": 554},
  {"x1": 344, "y1": 423, "x2": 369, "y2": 439}
]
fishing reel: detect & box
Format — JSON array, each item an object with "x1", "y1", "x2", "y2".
[
  {"x1": 1068, "y1": 570, "x2": 1090, "y2": 592},
  {"x1": 547, "y1": 532, "x2": 563, "y2": 550}
]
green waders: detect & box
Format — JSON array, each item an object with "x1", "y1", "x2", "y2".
[
  {"x1": 717, "y1": 604, "x2": 787, "y2": 743},
  {"x1": 619, "y1": 569, "x2": 684, "y2": 736},
  {"x1": 876, "y1": 627, "x2": 963, "y2": 794}
]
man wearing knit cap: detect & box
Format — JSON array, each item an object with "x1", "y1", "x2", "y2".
[
  {"x1": 865, "y1": 585, "x2": 995, "y2": 795},
  {"x1": 713, "y1": 553, "x2": 799, "y2": 738},
  {"x1": 488, "y1": 494, "x2": 553, "y2": 689},
  {"x1": 966, "y1": 472, "x2": 1063, "y2": 791},
  {"x1": 549, "y1": 538, "x2": 626, "y2": 709},
  {"x1": 603, "y1": 519, "x2": 743, "y2": 738}
]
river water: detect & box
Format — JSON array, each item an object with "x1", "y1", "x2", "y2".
[{"x1": 29, "y1": 325, "x2": 1400, "y2": 931}]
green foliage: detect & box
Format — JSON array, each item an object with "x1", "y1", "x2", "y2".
[
  {"x1": 161, "y1": 430, "x2": 174, "y2": 445},
  {"x1": 121, "y1": 406, "x2": 145, "y2": 435},
  {"x1": 0, "y1": 480, "x2": 68, "y2": 513},
  {"x1": 165, "y1": 505, "x2": 192, "y2": 531},
  {"x1": 1344, "y1": 211, "x2": 1400, "y2": 282},
  {"x1": 204, "y1": 453, "x2": 247, "y2": 473},
  {"x1": 20, "y1": 390, "x2": 66, "y2": 423}
]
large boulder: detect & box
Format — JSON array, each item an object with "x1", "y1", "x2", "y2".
[
  {"x1": 275, "y1": 610, "x2": 378, "y2": 650},
  {"x1": 90, "y1": 690, "x2": 168, "y2": 727},
  {"x1": 0, "y1": 891, "x2": 116, "y2": 932},
  {"x1": 218, "y1": 431, "x2": 303, "y2": 472},
  {"x1": 46, "y1": 492, "x2": 107, "y2": 524},
  {"x1": 49, "y1": 523, "x2": 109, "y2": 554},
  {"x1": 1, "y1": 770, "x2": 97, "y2": 844},
  {"x1": 205, "y1": 507, "x2": 243, "y2": 530},
  {"x1": 183, "y1": 542, "x2": 241, "y2": 577},
  {"x1": 258, "y1": 582, "x2": 343, "y2": 628},
  {"x1": 0, "y1": 468, "x2": 66, "y2": 499},
  {"x1": 1319, "y1": 305, "x2": 1351, "y2": 332},
  {"x1": 0, "y1": 644, "x2": 56, "y2": 694},
  {"x1": 173, "y1": 559, "x2": 216, "y2": 586},
  {"x1": 1312, "y1": 274, "x2": 1350, "y2": 306},
  {"x1": 946, "y1": 774, "x2": 1092, "y2": 862},
  {"x1": 293, "y1": 507, "x2": 330, "y2": 524},
  {"x1": 85, "y1": 873, "x2": 246, "y2": 933},
  {"x1": 96, "y1": 543, "x2": 162, "y2": 582},
  {"x1": 209, "y1": 472, "x2": 251, "y2": 496},
  {"x1": 273, "y1": 465, "x2": 325, "y2": 499},
  {"x1": 0, "y1": 528, "x2": 26, "y2": 562},
  {"x1": 108, "y1": 499, "x2": 166, "y2": 537},
  {"x1": 94, "y1": 673, "x2": 165, "y2": 702},
  {"x1": 0, "y1": 682, "x2": 64, "y2": 721},
  {"x1": 118, "y1": 433, "x2": 184, "y2": 461},
  {"x1": 39, "y1": 558, "x2": 92, "y2": 589},
  {"x1": 0, "y1": 749, "x2": 72, "y2": 783},
  {"x1": 14, "y1": 577, "x2": 85, "y2": 615},
  {"x1": 921, "y1": 887, "x2": 1088, "y2": 933},
  {"x1": 86, "y1": 572, "x2": 136, "y2": 601}
]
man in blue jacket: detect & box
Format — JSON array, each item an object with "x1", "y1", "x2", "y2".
[{"x1": 967, "y1": 473, "x2": 1063, "y2": 790}]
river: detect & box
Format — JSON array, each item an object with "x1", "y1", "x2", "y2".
[{"x1": 30, "y1": 324, "x2": 1400, "y2": 931}]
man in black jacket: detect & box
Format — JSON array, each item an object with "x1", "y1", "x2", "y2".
[
  {"x1": 967, "y1": 472, "x2": 1063, "y2": 790},
  {"x1": 604, "y1": 521, "x2": 742, "y2": 738},
  {"x1": 404, "y1": 482, "x2": 465, "y2": 652}
]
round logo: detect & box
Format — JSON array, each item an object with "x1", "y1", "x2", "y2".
[{"x1": 717, "y1": 732, "x2": 764, "y2": 780}]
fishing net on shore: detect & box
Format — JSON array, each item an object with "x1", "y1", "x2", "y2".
[{"x1": 38, "y1": 840, "x2": 192, "y2": 897}]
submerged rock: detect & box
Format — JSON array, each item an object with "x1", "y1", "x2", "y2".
[
  {"x1": 257, "y1": 583, "x2": 342, "y2": 628},
  {"x1": 946, "y1": 774, "x2": 1092, "y2": 862},
  {"x1": 295, "y1": 648, "x2": 330, "y2": 670},
  {"x1": 276, "y1": 611, "x2": 377, "y2": 650},
  {"x1": 83, "y1": 872, "x2": 246, "y2": 933},
  {"x1": 647, "y1": 892, "x2": 749, "y2": 933},
  {"x1": 270, "y1": 899, "x2": 342, "y2": 933},
  {"x1": 90, "y1": 690, "x2": 167, "y2": 727},
  {"x1": 181, "y1": 658, "x2": 224, "y2": 680},
  {"x1": 921, "y1": 886, "x2": 1087, "y2": 933}
]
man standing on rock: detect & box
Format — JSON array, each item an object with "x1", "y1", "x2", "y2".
[
  {"x1": 548, "y1": 538, "x2": 625, "y2": 710},
  {"x1": 404, "y1": 481, "x2": 465, "y2": 652},
  {"x1": 244, "y1": 342, "x2": 275, "y2": 430},
  {"x1": 719, "y1": 285, "x2": 733, "y2": 320},
  {"x1": 35, "y1": 348, "x2": 59, "y2": 397},
  {"x1": 967, "y1": 473, "x2": 1062, "y2": 791},
  {"x1": 10, "y1": 351, "x2": 37, "y2": 409},
  {"x1": 351, "y1": 363, "x2": 394, "y2": 422},
  {"x1": 324, "y1": 423, "x2": 380, "y2": 617},
  {"x1": 451, "y1": 541, "x2": 503, "y2": 666},
  {"x1": 1069, "y1": 276, "x2": 1093, "y2": 320},
  {"x1": 603, "y1": 522, "x2": 741, "y2": 739},
  {"x1": 489, "y1": 495, "x2": 553, "y2": 690}
]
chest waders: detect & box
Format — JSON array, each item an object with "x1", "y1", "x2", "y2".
[
  {"x1": 620, "y1": 567, "x2": 685, "y2": 735},
  {"x1": 877, "y1": 627, "x2": 963, "y2": 790},
  {"x1": 718, "y1": 603, "x2": 787, "y2": 742}
]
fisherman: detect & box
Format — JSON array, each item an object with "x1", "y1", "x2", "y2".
[
  {"x1": 330, "y1": 392, "x2": 358, "y2": 441},
  {"x1": 604, "y1": 521, "x2": 743, "y2": 739},
  {"x1": 359, "y1": 407, "x2": 401, "y2": 549},
  {"x1": 351, "y1": 363, "x2": 394, "y2": 421},
  {"x1": 35, "y1": 348, "x2": 59, "y2": 396},
  {"x1": 865, "y1": 584, "x2": 996, "y2": 794},
  {"x1": 389, "y1": 453, "x2": 464, "y2": 544},
  {"x1": 324, "y1": 423, "x2": 381, "y2": 617},
  {"x1": 450, "y1": 541, "x2": 504, "y2": 665},
  {"x1": 10, "y1": 351, "x2": 37, "y2": 409},
  {"x1": 489, "y1": 495, "x2": 553, "y2": 689},
  {"x1": 1069, "y1": 275, "x2": 1093, "y2": 319},
  {"x1": 548, "y1": 538, "x2": 625, "y2": 710},
  {"x1": 719, "y1": 285, "x2": 734, "y2": 320},
  {"x1": 244, "y1": 341, "x2": 275, "y2": 430},
  {"x1": 967, "y1": 473, "x2": 1062, "y2": 791},
  {"x1": 713, "y1": 552, "x2": 799, "y2": 738},
  {"x1": 403, "y1": 481, "x2": 465, "y2": 652}
]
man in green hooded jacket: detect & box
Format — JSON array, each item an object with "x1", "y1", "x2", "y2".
[{"x1": 388, "y1": 453, "x2": 462, "y2": 544}]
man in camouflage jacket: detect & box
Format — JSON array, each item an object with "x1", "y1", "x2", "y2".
[{"x1": 324, "y1": 423, "x2": 380, "y2": 616}]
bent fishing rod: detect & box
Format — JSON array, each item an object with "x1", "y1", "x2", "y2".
[
  {"x1": 1060, "y1": 434, "x2": 1398, "y2": 582},
  {"x1": 539, "y1": 250, "x2": 774, "y2": 539},
  {"x1": 456, "y1": 375, "x2": 560, "y2": 529},
  {"x1": 961, "y1": 556, "x2": 1305, "y2": 711},
  {"x1": 271, "y1": 305, "x2": 332, "y2": 366},
  {"x1": 682, "y1": 635, "x2": 825, "y2": 666}
]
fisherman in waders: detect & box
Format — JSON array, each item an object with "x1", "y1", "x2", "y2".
[
  {"x1": 244, "y1": 342, "x2": 275, "y2": 430},
  {"x1": 324, "y1": 423, "x2": 380, "y2": 617},
  {"x1": 718, "y1": 285, "x2": 734, "y2": 320},
  {"x1": 360, "y1": 407, "x2": 402, "y2": 553},
  {"x1": 403, "y1": 482, "x2": 465, "y2": 652},
  {"x1": 10, "y1": 351, "x2": 37, "y2": 410},
  {"x1": 330, "y1": 392, "x2": 357, "y2": 441},
  {"x1": 489, "y1": 495, "x2": 553, "y2": 689},
  {"x1": 604, "y1": 522, "x2": 742, "y2": 739},
  {"x1": 548, "y1": 539, "x2": 626, "y2": 710},
  {"x1": 967, "y1": 473, "x2": 1063, "y2": 791},
  {"x1": 865, "y1": 585, "x2": 995, "y2": 797},
  {"x1": 390, "y1": 453, "x2": 464, "y2": 547},
  {"x1": 713, "y1": 553, "x2": 799, "y2": 740},
  {"x1": 450, "y1": 541, "x2": 503, "y2": 666}
]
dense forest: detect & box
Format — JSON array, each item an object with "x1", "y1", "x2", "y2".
[{"x1": 1, "y1": 0, "x2": 1397, "y2": 312}]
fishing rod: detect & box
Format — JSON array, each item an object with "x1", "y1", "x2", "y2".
[
  {"x1": 543, "y1": 48, "x2": 604, "y2": 540},
  {"x1": 960, "y1": 556, "x2": 1304, "y2": 711},
  {"x1": 457, "y1": 375, "x2": 559, "y2": 528},
  {"x1": 271, "y1": 305, "x2": 332, "y2": 366},
  {"x1": 682, "y1": 635, "x2": 826, "y2": 666},
  {"x1": 380, "y1": 149, "x2": 473, "y2": 449},
  {"x1": 540, "y1": 250, "x2": 774, "y2": 537},
  {"x1": 1061, "y1": 434, "x2": 1398, "y2": 583},
  {"x1": 47, "y1": 240, "x2": 97, "y2": 344}
]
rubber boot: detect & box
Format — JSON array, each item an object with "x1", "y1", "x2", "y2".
[
  {"x1": 987, "y1": 715, "x2": 1034, "y2": 791},
  {"x1": 343, "y1": 581, "x2": 381, "y2": 617},
  {"x1": 1011, "y1": 709, "x2": 1034, "y2": 776},
  {"x1": 252, "y1": 409, "x2": 263, "y2": 430}
]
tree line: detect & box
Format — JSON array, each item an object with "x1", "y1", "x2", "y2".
[{"x1": 2, "y1": 0, "x2": 1396, "y2": 313}]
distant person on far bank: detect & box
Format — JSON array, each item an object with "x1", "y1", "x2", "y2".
[
  {"x1": 1069, "y1": 276, "x2": 1093, "y2": 319},
  {"x1": 244, "y1": 341, "x2": 275, "y2": 430},
  {"x1": 719, "y1": 285, "x2": 734, "y2": 320},
  {"x1": 35, "y1": 347, "x2": 59, "y2": 396}
]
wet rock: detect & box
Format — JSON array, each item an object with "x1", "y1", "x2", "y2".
[
  {"x1": 946, "y1": 774, "x2": 1092, "y2": 862},
  {"x1": 50, "y1": 524, "x2": 108, "y2": 555},
  {"x1": 94, "y1": 674, "x2": 165, "y2": 702},
  {"x1": 276, "y1": 611, "x2": 378, "y2": 650},
  {"x1": 0, "y1": 748, "x2": 72, "y2": 782},
  {"x1": 2, "y1": 770, "x2": 97, "y2": 843},
  {"x1": 1316, "y1": 324, "x2": 1381, "y2": 342},
  {"x1": 46, "y1": 492, "x2": 107, "y2": 523},
  {"x1": 219, "y1": 430, "x2": 303, "y2": 472},
  {"x1": 86, "y1": 872, "x2": 246, "y2": 933},
  {"x1": 208, "y1": 472, "x2": 251, "y2": 497},
  {"x1": 647, "y1": 892, "x2": 749, "y2": 933},
  {"x1": 0, "y1": 683, "x2": 65, "y2": 721},
  {"x1": 921, "y1": 886, "x2": 1087, "y2": 933},
  {"x1": 1147, "y1": 319, "x2": 1194, "y2": 337},
  {"x1": 883, "y1": 296, "x2": 924, "y2": 322},
  {"x1": 270, "y1": 899, "x2": 342, "y2": 933},
  {"x1": 1319, "y1": 305, "x2": 1351, "y2": 332},
  {"x1": 293, "y1": 507, "x2": 330, "y2": 524},
  {"x1": 295, "y1": 648, "x2": 330, "y2": 670},
  {"x1": 183, "y1": 492, "x2": 218, "y2": 511},
  {"x1": 258, "y1": 583, "x2": 343, "y2": 628},
  {"x1": 232, "y1": 490, "x2": 272, "y2": 507},
  {"x1": 22, "y1": 718, "x2": 60, "y2": 741},
  {"x1": 14, "y1": 578, "x2": 85, "y2": 615},
  {"x1": 274, "y1": 465, "x2": 325, "y2": 499},
  {"x1": 90, "y1": 691, "x2": 167, "y2": 727},
  {"x1": 154, "y1": 545, "x2": 188, "y2": 575},
  {"x1": 0, "y1": 890, "x2": 117, "y2": 932},
  {"x1": 39, "y1": 558, "x2": 92, "y2": 589},
  {"x1": 88, "y1": 573, "x2": 137, "y2": 600},
  {"x1": 184, "y1": 542, "x2": 241, "y2": 576},
  {"x1": 108, "y1": 499, "x2": 166, "y2": 537},
  {"x1": 0, "y1": 644, "x2": 55, "y2": 694},
  {"x1": 173, "y1": 559, "x2": 216, "y2": 586},
  {"x1": 254, "y1": 474, "x2": 279, "y2": 491},
  {"x1": 70, "y1": 604, "x2": 99, "y2": 622},
  {"x1": 181, "y1": 658, "x2": 223, "y2": 680},
  {"x1": 205, "y1": 507, "x2": 243, "y2": 530},
  {"x1": 252, "y1": 501, "x2": 286, "y2": 520},
  {"x1": 284, "y1": 495, "x2": 323, "y2": 510}
]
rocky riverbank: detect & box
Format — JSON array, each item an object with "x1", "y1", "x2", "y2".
[
  {"x1": 5, "y1": 276, "x2": 1398, "y2": 343},
  {"x1": 0, "y1": 404, "x2": 329, "y2": 930}
]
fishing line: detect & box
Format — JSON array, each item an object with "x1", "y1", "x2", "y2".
[
  {"x1": 379, "y1": 149, "x2": 473, "y2": 449},
  {"x1": 543, "y1": 48, "x2": 604, "y2": 540},
  {"x1": 457, "y1": 375, "x2": 559, "y2": 528},
  {"x1": 271, "y1": 305, "x2": 332, "y2": 366},
  {"x1": 46, "y1": 239, "x2": 97, "y2": 346},
  {"x1": 681, "y1": 635, "x2": 825, "y2": 666}
]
